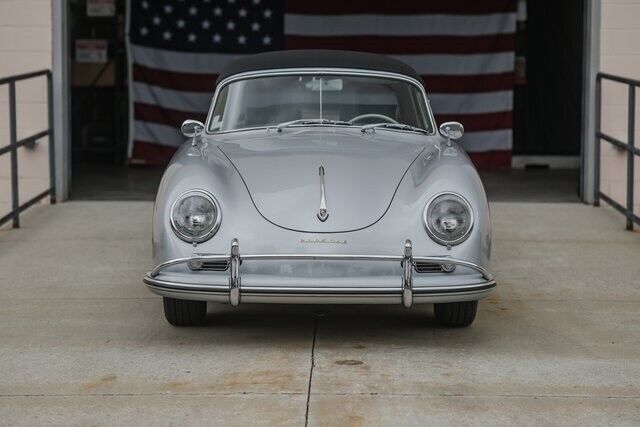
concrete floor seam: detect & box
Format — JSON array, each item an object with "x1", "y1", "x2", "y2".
[
  {"x1": 0, "y1": 392, "x2": 308, "y2": 398},
  {"x1": 306, "y1": 392, "x2": 640, "y2": 400},
  {"x1": 304, "y1": 316, "x2": 319, "y2": 427}
]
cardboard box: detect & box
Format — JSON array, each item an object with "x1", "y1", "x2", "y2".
[{"x1": 71, "y1": 61, "x2": 116, "y2": 87}]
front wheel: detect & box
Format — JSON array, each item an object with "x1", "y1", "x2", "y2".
[
  {"x1": 163, "y1": 297, "x2": 207, "y2": 326},
  {"x1": 433, "y1": 301, "x2": 478, "y2": 327}
]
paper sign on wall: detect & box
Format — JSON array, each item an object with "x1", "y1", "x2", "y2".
[
  {"x1": 75, "y1": 39, "x2": 108, "y2": 63},
  {"x1": 87, "y1": 0, "x2": 116, "y2": 17}
]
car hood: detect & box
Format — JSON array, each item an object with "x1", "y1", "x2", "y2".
[{"x1": 216, "y1": 128, "x2": 427, "y2": 233}]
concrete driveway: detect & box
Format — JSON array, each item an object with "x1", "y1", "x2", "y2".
[{"x1": 0, "y1": 201, "x2": 639, "y2": 425}]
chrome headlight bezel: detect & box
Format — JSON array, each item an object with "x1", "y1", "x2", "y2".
[
  {"x1": 423, "y1": 192, "x2": 474, "y2": 246},
  {"x1": 170, "y1": 189, "x2": 222, "y2": 243}
]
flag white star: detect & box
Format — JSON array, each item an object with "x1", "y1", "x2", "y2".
[
  {"x1": 213, "y1": 6, "x2": 222, "y2": 16},
  {"x1": 237, "y1": 34, "x2": 247, "y2": 44},
  {"x1": 140, "y1": 26, "x2": 149, "y2": 35},
  {"x1": 251, "y1": 22, "x2": 260, "y2": 31},
  {"x1": 212, "y1": 33, "x2": 222, "y2": 43},
  {"x1": 263, "y1": 9, "x2": 272, "y2": 18},
  {"x1": 141, "y1": 1, "x2": 149, "y2": 9},
  {"x1": 226, "y1": 20, "x2": 235, "y2": 30},
  {"x1": 188, "y1": 33, "x2": 197, "y2": 42},
  {"x1": 176, "y1": 19, "x2": 185, "y2": 28},
  {"x1": 262, "y1": 35, "x2": 271, "y2": 45},
  {"x1": 152, "y1": 16, "x2": 161, "y2": 25},
  {"x1": 163, "y1": 4, "x2": 172, "y2": 13},
  {"x1": 202, "y1": 19, "x2": 210, "y2": 29},
  {"x1": 189, "y1": 6, "x2": 198, "y2": 15},
  {"x1": 163, "y1": 31, "x2": 172, "y2": 40},
  {"x1": 238, "y1": 8, "x2": 247, "y2": 17}
]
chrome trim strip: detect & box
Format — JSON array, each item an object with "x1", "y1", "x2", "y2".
[
  {"x1": 242, "y1": 254, "x2": 405, "y2": 262},
  {"x1": 412, "y1": 256, "x2": 492, "y2": 281},
  {"x1": 149, "y1": 253, "x2": 492, "y2": 282},
  {"x1": 204, "y1": 68, "x2": 438, "y2": 136},
  {"x1": 144, "y1": 276, "x2": 496, "y2": 296},
  {"x1": 150, "y1": 254, "x2": 229, "y2": 277}
]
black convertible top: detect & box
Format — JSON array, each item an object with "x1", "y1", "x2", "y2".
[{"x1": 217, "y1": 50, "x2": 421, "y2": 83}]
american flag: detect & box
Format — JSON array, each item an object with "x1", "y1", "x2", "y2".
[{"x1": 127, "y1": 0, "x2": 516, "y2": 168}]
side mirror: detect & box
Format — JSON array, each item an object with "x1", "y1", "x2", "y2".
[
  {"x1": 439, "y1": 121, "x2": 464, "y2": 140},
  {"x1": 181, "y1": 119, "x2": 205, "y2": 138}
]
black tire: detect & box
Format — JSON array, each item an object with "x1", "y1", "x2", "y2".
[
  {"x1": 163, "y1": 297, "x2": 207, "y2": 326},
  {"x1": 433, "y1": 300, "x2": 478, "y2": 327}
]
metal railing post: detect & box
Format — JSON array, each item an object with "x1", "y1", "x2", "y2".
[
  {"x1": 8, "y1": 82, "x2": 19, "y2": 228},
  {"x1": 627, "y1": 85, "x2": 635, "y2": 230},
  {"x1": 47, "y1": 71, "x2": 56, "y2": 204},
  {"x1": 0, "y1": 69, "x2": 53, "y2": 229},
  {"x1": 595, "y1": 73, "x2": 640, "y2": 230},
  {"x1": 594, "y1": 76, "x2": 601, "y2": 206}
]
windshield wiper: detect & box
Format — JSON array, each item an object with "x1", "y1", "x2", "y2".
[
  {"x1": 274, "y1": 119, "x2": 354, "y2": 132},
  {"x1": 361, "y1": 123, "x2": 429, "y2": 135}
]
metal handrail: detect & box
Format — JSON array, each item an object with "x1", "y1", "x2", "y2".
[
  {"x1": 0, "y1": 69, "x2": 55, "y2": 228},
  {"x1": 595, "y1": 72, "x2": 640, "y2": 230}
]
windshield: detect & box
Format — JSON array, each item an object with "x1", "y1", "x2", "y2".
[{"x1": 208, "y1": 74, "x2": 433, "y2": 133}]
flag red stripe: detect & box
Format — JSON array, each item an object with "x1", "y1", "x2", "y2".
[
  {"x1": 133, "y1": 64, "x2": 218, "y2": 92},
  {"x1": 134, "y1": 63, "x2": 513, "y2": 94},
  {"x1": 468, "y1": 150, "x2": 511, "y2": 170},
  {"x1": 424, "y1": 72, "x2": 514, "y2": 93},
  {"x1": 130, "y1": 140, "x2": 178, "y2": 165},
  {"x1": 286, "y1": 0, "x2": 516, "y2": 15},
  {"x1": 434, "y1": 111, "x2": 512, "y2": 132},
  {"x1": 285, "y1": 34, "x2": 514, "y2": 54},
  {"x1": 135, "y1": 102, "x2": 206, "y2": 127}
]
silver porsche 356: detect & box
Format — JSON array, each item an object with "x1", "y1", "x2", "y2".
[{"x1": 143, "y1": 50, "x2": 495, "y2": 327}]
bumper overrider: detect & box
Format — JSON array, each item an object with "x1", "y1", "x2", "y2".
[{"x1": 143, "y1": 239, "x2": 496, "y2": 307}]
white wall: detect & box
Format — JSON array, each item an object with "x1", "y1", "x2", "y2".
[
  {"x1": 599, "y1": 0, "x2": 640, "y2": 217},
  {"x1": 0, "y1": 0, "x2": 52, "y2": 220}
]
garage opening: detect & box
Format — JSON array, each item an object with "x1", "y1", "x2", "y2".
[
  {"x1": 68, "y1": 0, "x2": 163, "y2": 200},
  {"x1": 481, "y1": 0, "x2": 584, "y2": 202},
  {"x1": 66, "y1": 0, "x2": 587, "y2": 202}
]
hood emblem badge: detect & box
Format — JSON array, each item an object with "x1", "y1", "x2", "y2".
[{"x1": 317, "y1": 166, "x2": 329, "y2": 222}]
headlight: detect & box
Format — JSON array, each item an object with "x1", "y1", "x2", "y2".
[
  {"x1": 170, "y1": 190, "x2": 221, "y2": 243},
  {"x1": 423, "y1": 192, "x2": 473, "y2": 246}
]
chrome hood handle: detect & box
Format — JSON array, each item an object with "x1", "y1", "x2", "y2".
[{"x1": 317, "y1": 166, "x2": 329, "y2": 222}]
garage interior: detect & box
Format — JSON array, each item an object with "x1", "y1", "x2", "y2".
[{"x1": 67, "y1": 0, "x2": 584, "y2": 202}]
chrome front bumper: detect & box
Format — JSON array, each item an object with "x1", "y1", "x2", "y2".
[{"x1": 143, "y1": 239, "x2": 496, "y2": 307}]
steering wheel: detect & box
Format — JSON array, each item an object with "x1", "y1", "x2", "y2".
[{"x1": 348, "y1": 113, "x2": 398, "y2": 125}]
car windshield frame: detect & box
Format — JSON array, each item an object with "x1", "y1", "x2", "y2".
[{"x1": 204, "y1": 68, "x2": 437, "y2": 136}]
